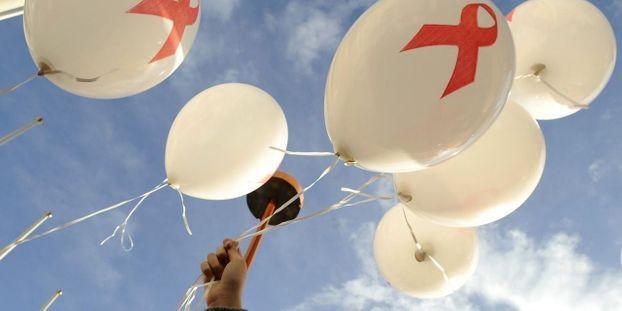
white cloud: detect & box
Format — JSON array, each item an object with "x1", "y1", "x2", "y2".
[
  {"x1": 588, "y1": 158, "x2": 622, "y2": 183},
  {"x1": 292, "y1": 223, "x2": 622, "y2": 310},
  {"x1": 268, "y1": 0, "x2": 375, "y2": 74},
  {"x1": 203, "y1": 0, "x2": 241, "y2": 21}
]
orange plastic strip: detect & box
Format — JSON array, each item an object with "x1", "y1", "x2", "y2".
[{"x1": 244, "y1": 201, "x2": 276, "y2": 269}]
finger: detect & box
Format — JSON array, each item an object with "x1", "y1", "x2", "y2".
[
  {"x1": 200, "y1": 261, "x2": 213, "y2": 280},
  {"x1": 224, "y1": 240, "x2": 243, "y2": 261},
  {"x1": 215, "y1": 245, "x2": 229, "y2": 266},
  {"x1": 207, "y1": 253, "x2": 224, "y2": 280}
]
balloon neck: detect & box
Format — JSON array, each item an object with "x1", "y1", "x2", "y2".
[
  {"x1": 398, "y1": 193, "x2": 413, "y2": 203},
  {"x1": 414, "y1": 249, "x2": 426, "y2": 263},
  {"x1": 37, "y1": 62, "x2": 55, "y2": 76},
  {"x1": 531, "y1": 63, "x2": 546, "y2": 77},
  {"x1": 334, "y1": 151, "x2": 356, "y2": 166},
  {"x1": 168, "y1": 181, "x2": 181, "y2": 190}
]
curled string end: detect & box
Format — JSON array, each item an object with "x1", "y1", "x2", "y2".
[{"x1": 100, "y1": 226, "x2": 120, "y2": 246}]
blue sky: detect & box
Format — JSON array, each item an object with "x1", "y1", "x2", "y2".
[{"x1": 1, "y1": 0, "x2": 621, "y2": 310}]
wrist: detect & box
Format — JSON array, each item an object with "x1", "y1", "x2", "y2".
[{"x1": 208, "y1": 294, "x2": 242, "y2": 308}]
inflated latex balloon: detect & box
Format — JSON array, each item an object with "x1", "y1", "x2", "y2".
[
  {"x1": 165, "y1": 83, "x2": 288, "y2": 200},
  {"x1": 325, "y1": 0, "x2": 515, "y2": 173},
  {"x1": 23, "y1": 0, "x2": 201, "y2": 99},
  {"x1": 394, "y1": 102, "x2": 546, "y2": 227},
  {"x1": 508, "y1": 0, "x2": 617, "y2": 120},
  {"x1": 374, "y1": 205, "x2": 479, "y2": 299},
  {"x1": 0, "y1": 0, "x2": 24, "y2": 21}
]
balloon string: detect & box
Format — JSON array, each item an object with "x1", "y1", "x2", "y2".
[
  {"x1": 179, "y1": 174, "x2": 388, "y2": 310},
  {"x1": 0, "y1": 72, "x2": 38, "y2": 95},
  {"x1": 269, "y1": 146, "x2": 337, "y2": 157},
  {"x1": 237, "y1": 175, "x2": 389, "y2": 241},
  {"x1": 44, "y1": 67, "x2": 115, "y2": 83},
  {"x1": 514, "y1": 73, "x2": 589, "y2": 109},
  {"x1": 340, "y1": 187, "x2": 394, "y2": 201},
  {"x1": 400, "y1": 205, "x2": 421, "y2": 247},
  {"x1": 0, "y1": 212, "x2": 53, "y2": 262},
  {"x1": 0, "y1": 64, "x2": 106, "y2": 96},
  {"x1": 41, "y1": 290, "x2": 62, "y2": 311},
  {"x1": 12, "y1": 179, "x2": 169, "y2": 248},
  {"x1": 174, "y1": 186, "x2": 194, "y2": 236},
  {"x1": 99, "y1": 189, "x2": 155, "y2": 252},
  {"x1": 239, "y1": 156, "x2": 341, "y2": 238},
  {"x1": 427, "y1": 253, "x2": 450, "y2": 283},
  {"x1": 400, "y1": 205, "x2": 450, "y2": 283},
  {"x1": 0, "y1": 116, "x2": 44, "y2": 146}
]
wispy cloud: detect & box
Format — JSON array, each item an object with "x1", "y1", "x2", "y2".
[
  {"x1": 589, "y1": 158, "x2": 622, "y2": 183},
  {"x1": 203, "y1": 0, "x2": 241, "y2": 21},
  {"x1": 292, "y1": 223, "x2": 622, "y2": 310},
  {"x1": 267, "y1": 0, "x2": 375, "y2": 75}
]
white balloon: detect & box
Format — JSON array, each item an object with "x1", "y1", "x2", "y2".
[
  {"x1": 394, "y1": 102, "x2": 546, "y2": 227},
  {"x1": 508, "y1": 0, "x2": 617, "y2": 120},
  {"x1": 165, "y1": 83, "x2": 288, "y2": 201},
  {"x1": 374, "y1": 205, "x2": 479, "y2": 299},
  {"x1": 23, "y1": 0, "x2": 201, "y2": 99},
  {"x1": 325, "y1": 0, "x2": 515, "y2": 173},
  {"x1": 0, "y1": 0, "x2": 23, "y2": 21}
]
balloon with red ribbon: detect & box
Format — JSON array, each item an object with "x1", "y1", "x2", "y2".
[
  {"x1": 325, "y1": 0, "x2": 514, "y2": 173},
  {"x1": 23, "y1": 0, "x2": 201, "y2": 99}
]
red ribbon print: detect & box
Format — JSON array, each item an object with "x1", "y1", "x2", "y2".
[
  {"x1": 128, "y1": 0, "x2": 200, "y2": 63},
  {"x1": 401, "y1": 3, "x2": 498, "y2": 98}
]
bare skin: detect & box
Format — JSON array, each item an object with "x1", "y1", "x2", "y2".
[{"x1": 201, "y1": 239, "x2": 248, "y2": 308}]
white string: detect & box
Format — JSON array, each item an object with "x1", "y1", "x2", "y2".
[
  {"x1": 0, "y1": 66, "x2": 109, "y2": 96},
  {"x1": 12, "y1": 179, "x2": 169, "y2": 247},
  {"x1": 0, "y1": 73, "x2": 38, "y2": 95},
  {"x1": 99, "y1": 191, "x2": 152, "y2": 251},
  {"x1": 427, "y1": 254, "x2": 450, "y2": 283},
  {"x1": 400, "y1": 205, "x2": 450, "y2": 283},
  {"x1": 174, "y1": 186, "x2": 193, "y2": 236},
  {"x1": 0, "y1": 117, "x2": 44, "y2": 146},
  {"x1": 238, "y1": 175, "x2": 388, "y2": 241},
  {"x1": 340, "y1": 187, "x2": 394, "y2": 201},
  {"x1": 269, "y1": 146, "x2": 336, "y2": 157},
  {"x1": 401, "y1": 205, "x2": 421, "y2": 248},
  {"x1": 41, "y1": 290, "x2": 63, "y2": 311},
  {"x1": 514, "y1": 73, "x2": 589, "y2": 109},
  {"x1": 239, "y1": 156, "x2": 341, "y2": 238},
  {"x1": 178, "y1": 276, "x2": 217, "y2": 311}
]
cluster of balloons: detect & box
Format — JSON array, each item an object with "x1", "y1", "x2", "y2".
[
  {"x1": 324, "y1": 0, "x2": 616, "y2": 299},
  {"x1": 21, "y1": 0, "x2": 292, "y2": 208},
  {"x1": 2, "y1": 0, "x2": 617, "y2": 305}
]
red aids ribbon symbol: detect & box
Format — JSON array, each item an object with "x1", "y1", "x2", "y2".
[
  {"x1": 401, "y1": 3, "x2": 498, "y2": 98},
  {"x1": 128, "y1": 0, "x2": 200, "y2": 63}
]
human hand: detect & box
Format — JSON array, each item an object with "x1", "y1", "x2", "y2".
[{"x1": 201, "y1": 239, "x2": 247, "y2": 308}]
